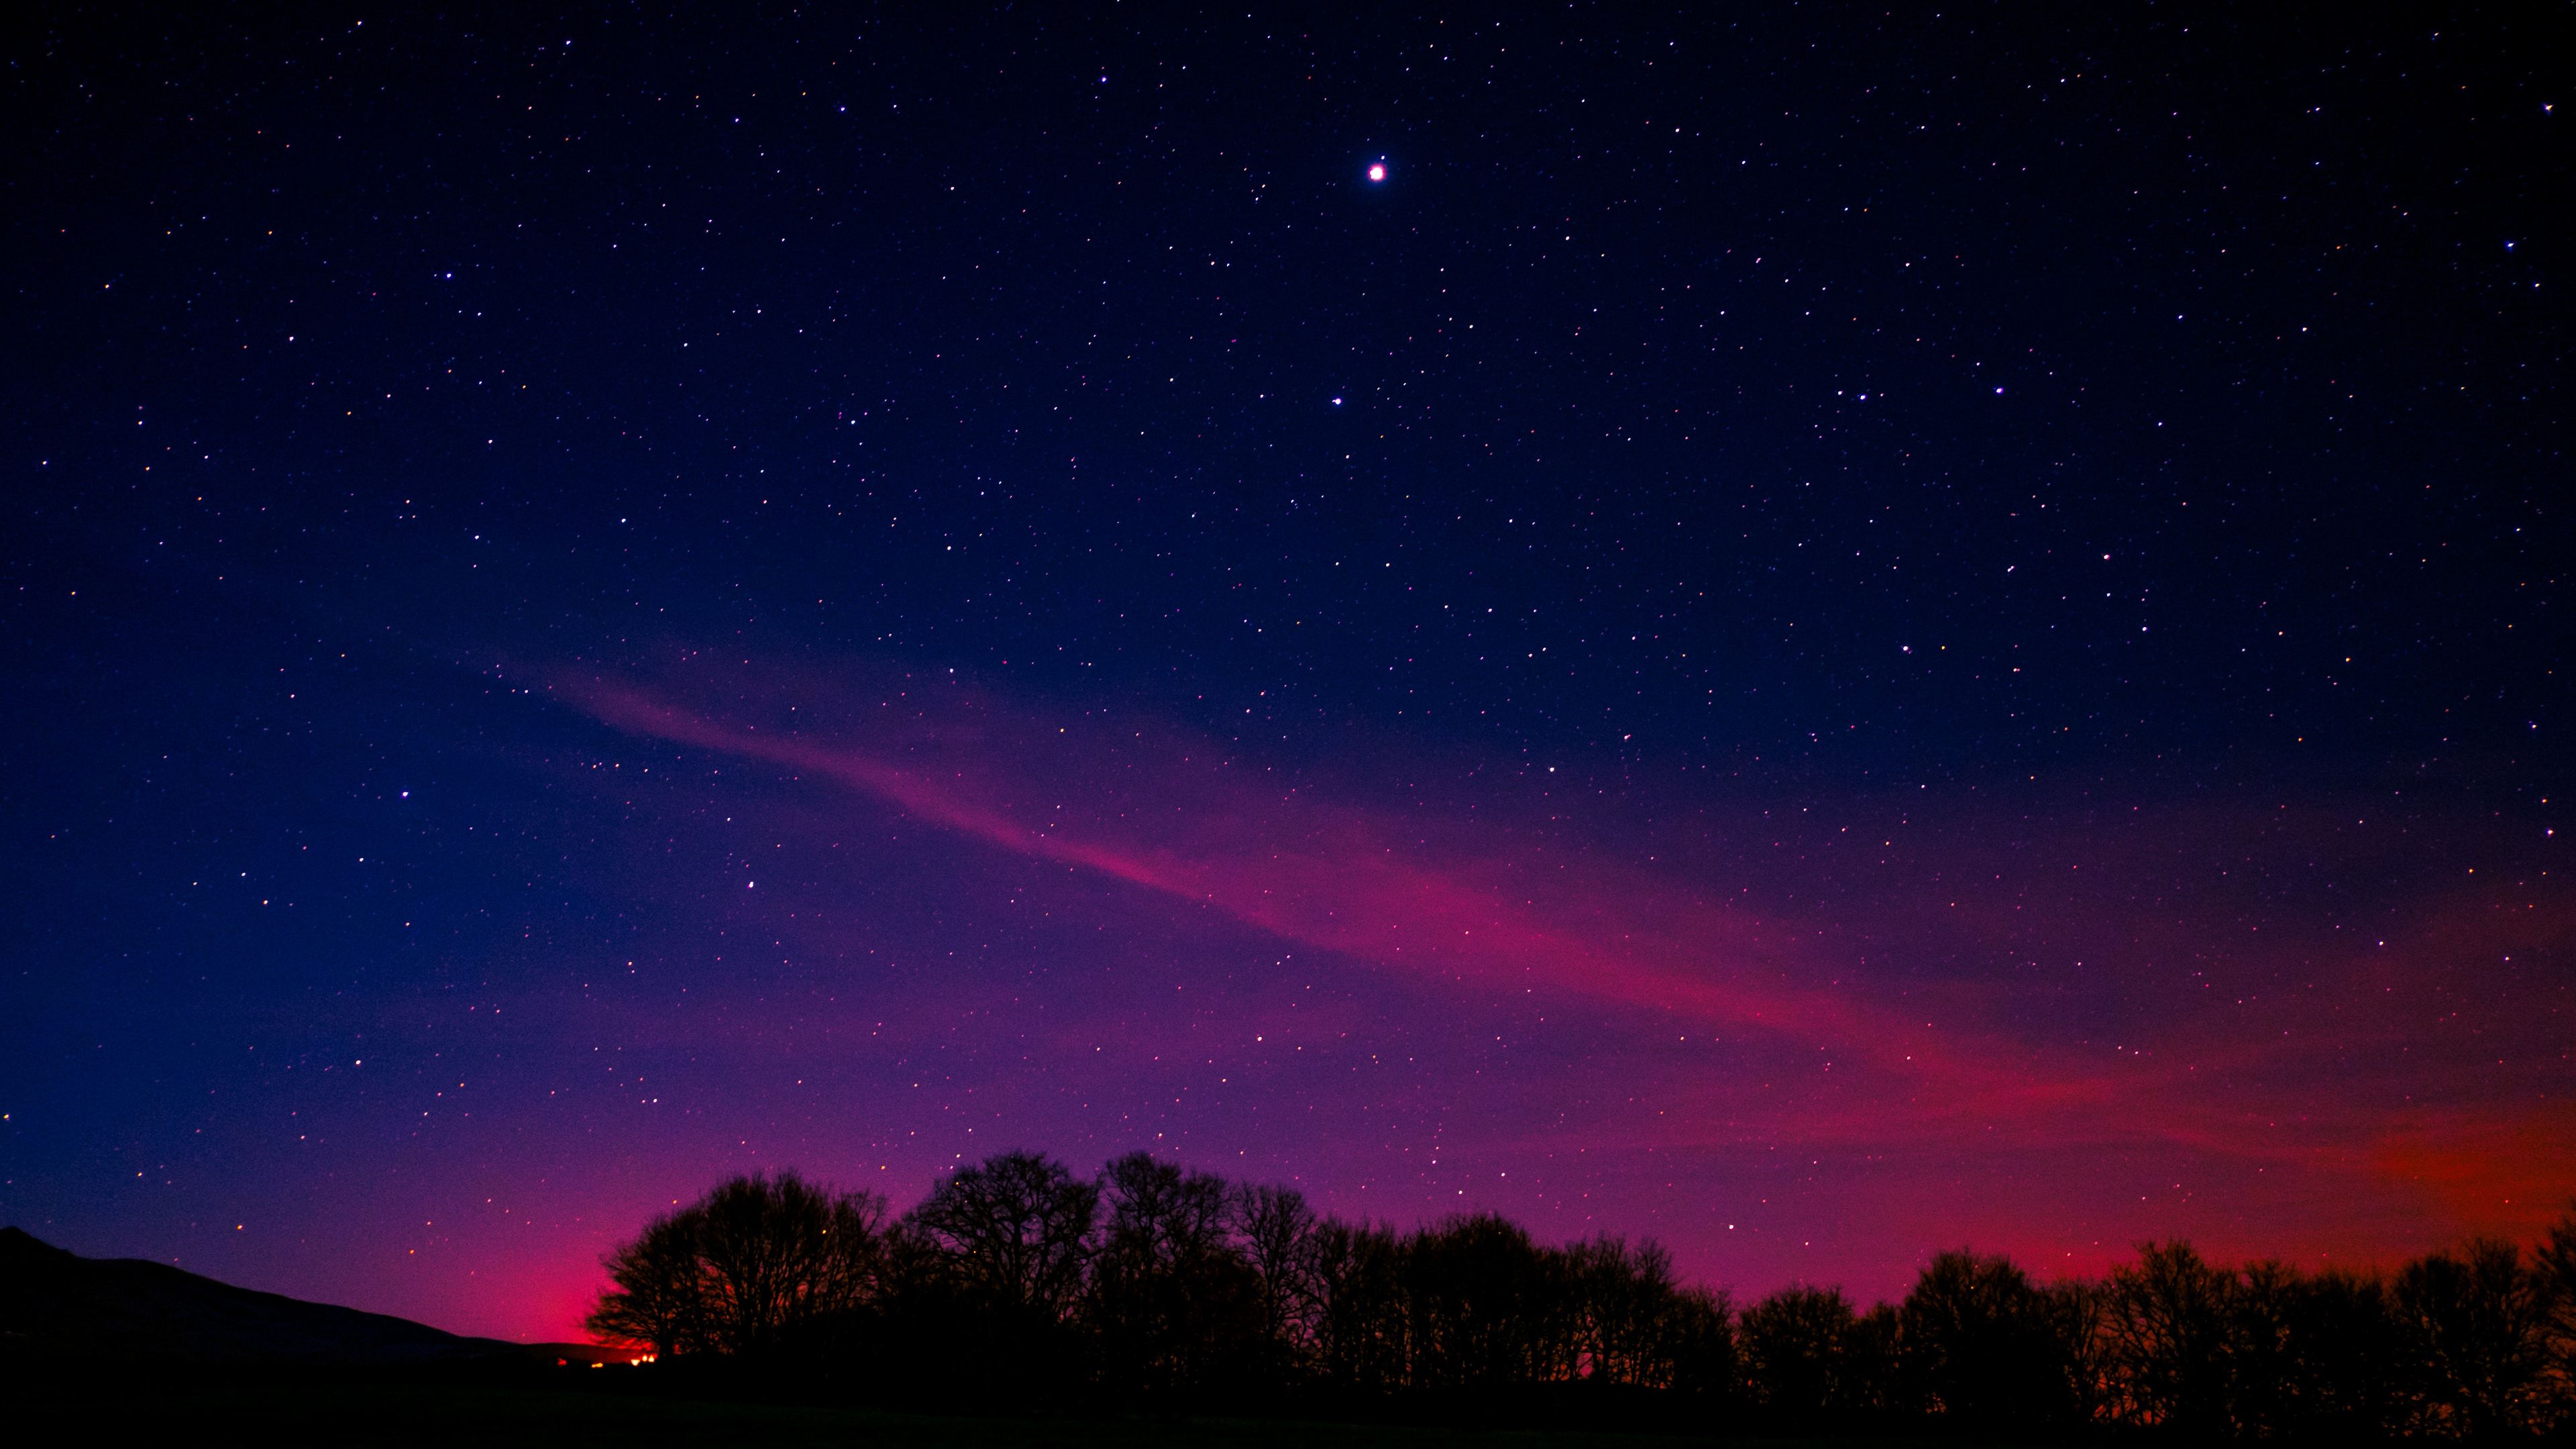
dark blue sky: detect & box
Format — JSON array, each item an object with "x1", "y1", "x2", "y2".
[{"x1": 5, "y1": 5, "x2": 2567, "y2": 1340}]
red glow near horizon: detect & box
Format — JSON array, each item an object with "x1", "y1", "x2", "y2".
[{"x1": 362, "y1": 654, "x2": 2573, "y2": 1340}]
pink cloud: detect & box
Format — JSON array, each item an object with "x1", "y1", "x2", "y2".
[{"x1": 543, "y1": 655, "x2": 2573, "y2": 1266}]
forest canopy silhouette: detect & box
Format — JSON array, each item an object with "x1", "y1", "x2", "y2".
[{"x1": 589, "y1": 1151, "x2": 2576, "y2": 1439}]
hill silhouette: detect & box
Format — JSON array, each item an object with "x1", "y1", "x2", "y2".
[{"x1": 0, "y1": 1226, "x2": 578, "y2": 1365}]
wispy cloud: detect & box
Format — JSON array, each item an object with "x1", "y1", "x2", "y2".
[{"x1": 549, "y1": 656, "x2": 2575, "y2": 1254}]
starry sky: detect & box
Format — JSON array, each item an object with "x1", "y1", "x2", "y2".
[{"x1": 3, "y1": 6, "x2": 2569, "y2": 1343}]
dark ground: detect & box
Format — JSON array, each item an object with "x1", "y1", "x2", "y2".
[{"x1": 2, "y1": 1366, "x2": 2018, "y2": 1448}]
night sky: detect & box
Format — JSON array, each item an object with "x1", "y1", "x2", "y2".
[{"x1": 5, "y1": 6, "x2": 2569, "y2": 1343}]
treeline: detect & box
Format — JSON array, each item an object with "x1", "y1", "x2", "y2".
[{"x1": 588, "y1": 1150, "x2": 2576, "y2": 1439}]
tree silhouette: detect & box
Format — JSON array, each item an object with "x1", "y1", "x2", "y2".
[
  {"x1": 848, "y1": 1150, "x2": 1105, "y2": 1405},
  {"x1": 2541, "y1": 1208, "x2": 2576, "y2": 1421},
  {"x1": 1086, "y1": 1151, "x2": 1263, "y2": 1396},
  {"x1": 1236, "y1": 1181, "x2": 1322, "y2": 1362},
  {"x1": 586, "y1": 1204, "x2": 708, "y2": 1357},
  {"x1": 584, "y1": 1170, "x2": 882, "y2": 1357},
  {"x1": 903, "y1": 1149, "x2": 1097, "y2": 1322},
  {"x1": 1845, "y1": 1301, "x2": 1901, "y2": 1417},
  {"x1": 1739, "y1": 1283, "x2": 1860, "y2": 1416},
  {"x1": 1897, "y1": 1249, "x2": 2073, "y2": 1431},
  {"x1": 1309, "y1": 1216, "x2": 1409, "y2": 1392},
  {"x1": 2217, "y1": 1258, "x2": 2298, "y2": 1438},
  {"x1": 2104, "y1": 1240, "x2": 2233, "y2": 1434},
  {"x1": 2394, "y1": 1237, "x2": 2554, "y2": 1438},
  {"x1": 1566, "y1": 1235, "x2": 1669, "y2": 1386},
  {"x1": 1404, "y1": 1212, "x2": 1563, "y2": 1389},
  {"x1": 2041, "y1": 1277, "x2": 2115, "y2": 1426},
  {"x1": 580, "y1": 1161, "x2": 2576, "y2": 1439},
  {"x1": 1660, "y1": 1285, "x2": 1738, "y2": 1401},
  {"x1": 2277, "y1": 1266, "x2": 2404, "y2": 1439}
]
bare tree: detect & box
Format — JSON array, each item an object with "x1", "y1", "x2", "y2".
[
  {"x1": 2042, "y1": 1277, "x2": 2114, "y2": 1428},
  {"x1": 2104, "y1": 1240, "x2": 2232, "y2": 1434},
  {"x1": 586, "y1": 1205, "x2": 708, "y2": 1357},
  {"x1": 1098, "y1": 1152, "x2": 1233, "y2": 1267},
  {"x1": 580, "y1": 1157, "x2": 2576, "y2": 1438},
  {"x1": 1405, "y1": 1212, "x2": 1567, "y2": 1389},
  {"x1": 2395, "y1": 1238, "x2": 2554, "y2": 1438},
  {"x1": 691, "y1": 1171, "x2": 885, "y2": 1354},
  {"x1": 1565, "y1": 1234, "x2": 1676, "y2": 1386},
  {"x1": 1088, "y1": 1152, "x2": 1261, "y2": 1395},
  {"x1": 2220, "y1": 1258, "x2": 2302, "y2": 1438},
  {"x1": 1236, "y1": 1183, "x2": 1322, "y2": 1356},
  {"x1": 1663, "y1": 1285, "x2": 1738, "y2": 1401},
  {"x1": 1898, "y1": 1250, "x2": 2072, "y2": 1430},
  {"x1": 904, "y1": 1149, "x2": 1098, "y2": 1320},
  {"x1": 1738, "y1": 1283, "x2": 1859, "y2": 1414},
  {"x1": 1310, "y1": 1216, "x2": 1408, "y2": 1392},
  {"x1": 2541, "y1": 1206, "x2": 2576, "y2": 1423},
  {"x1": 2277, "y1": 1266, "x2": 2402, "y2": 1438},
  {"x1": 584, "y1": 1171, "x2": 884, "y2": 1357}
]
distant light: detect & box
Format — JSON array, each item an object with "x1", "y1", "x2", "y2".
[
  {"x1": 1331, "y1": 397, "x2": 1342, "y2": 405},
  {"x1": 1366, "y1": 163, "x2": 1387, "y2": 183}
]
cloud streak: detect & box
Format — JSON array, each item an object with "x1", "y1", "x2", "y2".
[{"x1": 549, "y1": 655, "x2": 2575, "y2": 1258}]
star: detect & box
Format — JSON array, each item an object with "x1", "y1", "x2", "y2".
[{"x1": 1366, "y1": 162, "x2": 1387, "y2": 183}]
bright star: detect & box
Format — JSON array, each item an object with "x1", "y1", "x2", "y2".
[{"x1": 1366, "y1": 163, "x2": 1387, "y2": 183}]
